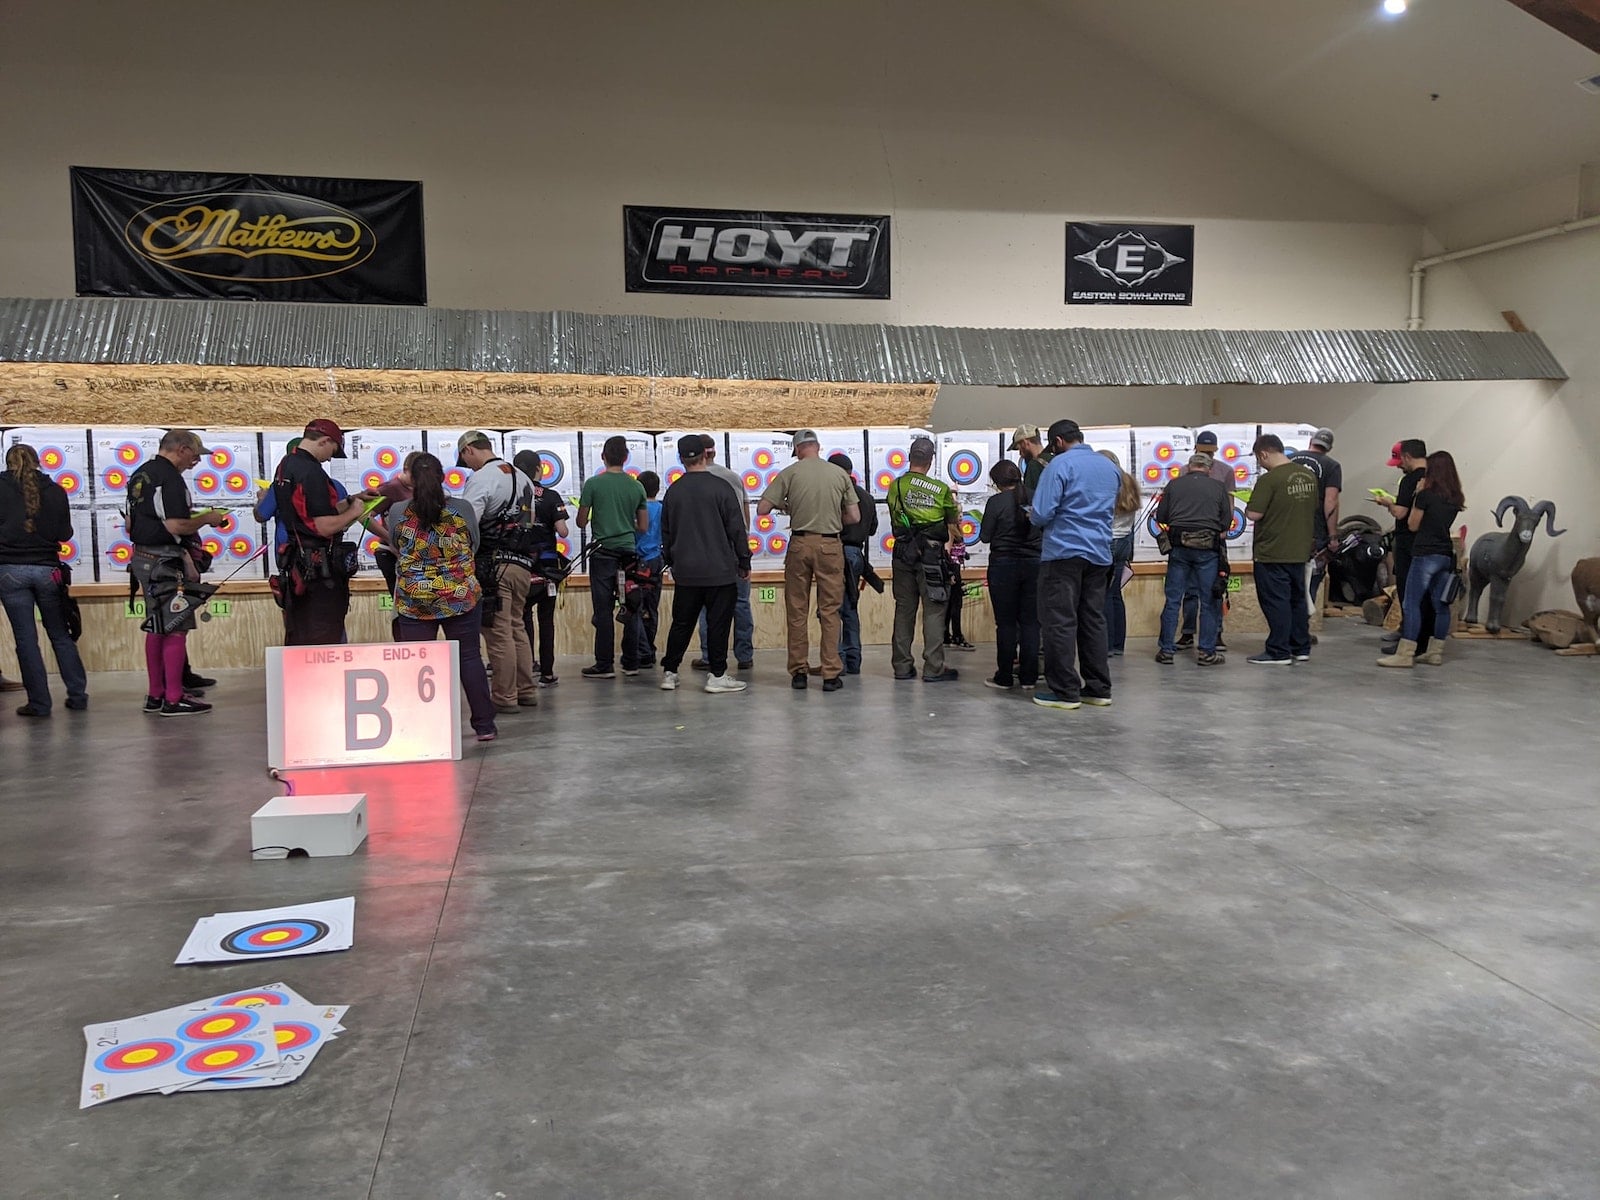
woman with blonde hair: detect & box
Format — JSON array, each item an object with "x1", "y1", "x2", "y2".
[
  {"x1": 1098, "y1": 449, "x2": 1142, "y2": 657},
  {"x1": 0, "y1": 443, "x2": 89, "y2": 716}
]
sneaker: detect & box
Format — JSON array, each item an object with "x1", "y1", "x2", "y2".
[
  {"x1": 1292, "y1": 652, "x2": 1311, "y2": 663},
  {"x1": 160, "y1": 698, "x2": 212, "y2": 716},
  {"x1": 1176, "y1": 633, "x2": 1195, "y2": 649},
  {"x1": 1197, "y1": 652, "x2": 1225, "y2": 667},
  {"x1": 923, "y1": 669, "x2": 960, "y2": 682},
  {"x1": 1215, "y1": 638, "x2": 1228, "y2": 652},
  {"x1": 1155, "y1": 650, "x2": 1174, "y2": 665},
  {"x1": 15, "y1": 704, "x2": 49, "y2": 718},
  {"x1": 894, "y1": 671, "x2": 918, "y2": 681},
  {"x1": 791, "y1": 672, "x2": 808, "y2": 690},
  {"x1": 1032, "y1": 690, "x2": 1081, "y2": 710},
  {"x1": 476, "y1": 730, "x2": 498, "y2": 743},
  {"x1": 182, "y1": 688, "x2": 207, "y2": 701},
  {"x1": 517, "y1": 695, "x2": 539, "y2": 707},
  {"x1": 690, "y1": 658, "x2": 712, "y2": 672},
  {"x1": 496, "y1": 705, "x2": 521, "y2": 715},
  {"x1": 581, "y1": 664, "x2": 616, "y2": 679},
  {"x1": 182, "y1": 672, "x2": 218, "y2": 690},
  {"x1": 622, "y1": 667, "x2": 640, "y2": 677},
  {"x1": 1081, "y1": 695, "x2": 1113, "y2": 707},
  {"x1": 1019, "y1": 681, "x2": 1038, "y2": 690},
  {"x1": 845, "y1": 665, "x2": 861, "y2": 675},
  {"x1": 950, "y1": 639, "x2": 976, "y2": 652},
  {"x1": 143, "y1": 695, "x2": 163, "y2": 714},
  {"x1": 821, "y1": 677, "x2": 843, "y2": 692},
  {"x1": 660, "y1": 671, "x2": 679, "y2": 691},
  {"x1": 707, "y1": 673, "x2": 749, "y2": 694},
  {"x1": 1246, "y1": 653, "x2": 1292, "y2": 666},
  {"x1": 985, "y1": 675, "x2": 1014, "y2": 690},
  {"x1": 538, "y1": 674, "x2": 559, "y2": 687},
  {"x1": 737, "y1": 660, "x2": 754, "y2": 671}
]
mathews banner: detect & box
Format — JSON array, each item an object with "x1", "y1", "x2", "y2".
[
  {"x1": 1066, "y1": 221, "x2": 1194, "y2": 306},
  {"x1": 625, "y1": 206, "x2": 890, "y2": 299},
  {"x1": 72, "y1": 167, "x2": 427, "y2": 305}
]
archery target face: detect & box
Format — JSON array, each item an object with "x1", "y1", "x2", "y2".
[
  {"x1": 955, "y1": 505, "x2": 989, "y2": 567},
  {"x1": 726, "y1": 432, "x2": 793, "y2": 496},
  {"x1": 651, "y1": 431, "x2": 703, "y2": 489},
  {"x1": 94, "y1": 1038, "x2": 184, "y2": 1073},
  {"x1": 177, "y1": 1040, "x2": 269, "y2": 1076},
  {"x1": 811, "y1": 428, "x2": 868, "y2": 481},
  {"x1": 91, "y1": 428, "x2": 163, "y2": 504},
  {"x1": 506, "y1": 429, "x2": 580, "y2": 496},
  {"x1": 867, "y1": 428, "x2": 933, "y2": 498},
  {"x1": 749, "y1": 509, "x2": 790, "y2": 562},
  {"x1": 1133, "y1": 427, "x2": 1195, "y2": 562},
  {"x1": 1259, "y1": 423, "x2": 1321, "y2": 459},
  {"x1": 221, "y1": 918, "x2": 331, "y2": 956},
  {"x1": 213, "y1": 989, "x2": 291, "y2": 1009},
  {"x1": 94, "y1": 510, "x2": 135, "y2": 581},
  {"x1": 197, "y1": 509, "x2": 267, "y2": 582},
  {"x1": 580, "y1": 430, "x2": 655, "y2": 482},
  {"x1": 936, "y1": 431, "x2": 1001, "y2": 491},
  {"x1": 424, "y1": 429, "x2": 496, "y2": 496},
  {"x1": 1195, "y1": 424, "x2": 1259, "y2": 487},
  {"x1": 348, "y1": 428, "x2": 425, "y2": 494},
  {"x1": 5, "y1": 427, "x2": 91, "y2": 505},
  {"x1": 193, "y1": 432, "x2": 261, "y2": 502},
  {"x1": 178, "y1": 1008, "x2": 263, "y2": 1041},
  {"x1": 868, "y1": 524, "x2": 897, "y2": 569}
]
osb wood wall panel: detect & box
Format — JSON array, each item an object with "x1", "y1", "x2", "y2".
[{"x1": 0, "y1": 363, "x2": 938, "y2": 429}]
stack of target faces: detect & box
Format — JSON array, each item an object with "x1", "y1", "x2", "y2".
[{"x1": 81, "y1": 982, "x2": 349, "y2": 1107}]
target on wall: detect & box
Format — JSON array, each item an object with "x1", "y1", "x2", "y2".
[
  {"x1": 727, "y1": 432, "x2": 793, "y2": 497},
  {"x1": 91, "y1": 428, "x2": 163, "y2": 504},
  {"x1": 507, "y1": 429, "x2": 580, "y2": 496},
  {"x1": 7, "y1": 428, "x2": 92, "y2": 505},
  {"x1": 935, "y1": 431, "x2": 1002, "y2": 491},
  {"x1": 1132, "y1": 426, "x2": 1196, "y2": 563},
  {"x1": 195, "y1": 434, "x2": 261, "y2": 501},
  {"x1": 747, "y1": 509, "x2": 790, "y2": 563},
  {"x1": 867, "y1": 428, "x2": 933, "y2": 498},
  {"x1": 811, "y1": 428, "x2": 868, "y2": 480},
  {"x1": 94, "y1": 510, "x2": 134, "y2": 581},
  {"x1": 423, "y1": 428, "x2": 496, "y2": 496},
  {"x1": 579, "y1": 430, "x2": 655, "y2": 483}
]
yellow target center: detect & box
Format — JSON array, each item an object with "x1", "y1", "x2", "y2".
[
  {"x1": 125, "y1": 1047, "x2": 159, "y2": 1064},
  {"x1": 201, "y1": 1017, "x2": 236, "y2": 1034},
  {"x1": 260, "y1": 929, "x2": 293, "y2": 943},
  {"x1": 202, "y1": 1050, "x2": 239, "y2": 1066}
]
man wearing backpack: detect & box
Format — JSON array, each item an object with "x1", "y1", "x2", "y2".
[{"x1": 457, "y1": 431, "x2": 539, "y2": 713}]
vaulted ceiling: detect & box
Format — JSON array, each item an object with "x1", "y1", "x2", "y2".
[{"x1": 1057, "y1": 0, "x2": 1600, "y2": 216}]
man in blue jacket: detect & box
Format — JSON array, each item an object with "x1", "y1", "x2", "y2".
[{"x1": 1029, "y1": 419, "x2": 1121, "y2": 710}]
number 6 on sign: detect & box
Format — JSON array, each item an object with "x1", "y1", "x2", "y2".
[{"x1": 266, "y1": 643, "x2": 462, "y2": 769}]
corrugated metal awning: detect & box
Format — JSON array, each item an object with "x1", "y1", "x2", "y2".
[{"x1": 0, "y1": 297, "x2": 1567, "y2": 385}]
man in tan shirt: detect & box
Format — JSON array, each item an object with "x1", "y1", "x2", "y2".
[{"x1": 758, "y1": 429, "x2": 860, "y2": 691}]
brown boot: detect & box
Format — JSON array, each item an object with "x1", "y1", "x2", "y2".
[
  {"x1": 1377, "y1": 638, "x2": 1417, "y2": 668},
  {"x1": 1418, "y1": 643, "x2": 1444, "y2": 666}
]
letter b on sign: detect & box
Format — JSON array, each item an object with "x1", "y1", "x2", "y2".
[{"x1": 344, "y1": 669, "x2": 393, "y2": 750}]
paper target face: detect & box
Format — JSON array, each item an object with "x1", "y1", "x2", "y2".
[
  {"x1": 90, "y1": 428, "x2": 163, "y2": 505},
  {"x1": 348, "y1": 428, "x2": 425, "y2": 494},
  {"x1": 748, "y1": 509, "x2": 790, "y2": 563},
  {"x1": 868, "y1": 526, "x2": 898, "y2": 569},
  {"x1": 212, "y1": 988, "x2": 293, "y2": 1009},
  {"x1": 725, "y1": 432, "x2": 792, "y2": 497},
  {"x1": 867, "y1": 428, "x2": 933, "y2": 498},
  {"x1": 1133, "y1": 427, "x2": 1196, "y2": 562},
  {"x1": 810, "y1": 429, "x2": 867, "y2": 481},
  {"x1": 80, "y1": 1009, "x2": 281, "y2": 1107},
  {"x1": 175, "y1": 897, "x2": 355, "y2": 965},
  {"x1": 195, "y1": 433, "x2": 261, "y2": 501},
  {"x1": 94, "y1": 510, "x2": 134, "y2": 582},
  {"x1": 935, "y1": 431, "x2": 1001, "y2": 491},
  {"x1": 1259, "y1": 423, "x2": 1321, "y2": 459},
  {"x1": 272, "y1": 1021, "x2": 322, "y2": 1053},
  {"x1": 580, "y1": 430, "x2": 655, "y2": 482},
  {"x1": 177, "y1": 1008, "x2": 263, "y2": 1041},
  {"x1": 652, "y1": 430, "x2": 717, "y2": 490},
  {"x1": 506, "y1": 429, "x2": 580, "y2": 496},
  {"x1": 177, "y1": 1040, "x2": 269, "y2": 1077},
  {"x1": 5, "y1": 427, "x2": 91, "y2": 506},
  {"x1": 94, "y1": 1039, "x2": 184, "y2": 1074},
  {"x1": 424, "y1": 429, "x2": 496, "y2": 496}
]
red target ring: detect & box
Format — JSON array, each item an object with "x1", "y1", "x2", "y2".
[
  {"x1": 40, "y1": 447, "x2": 65, "y2": 469},
  {"x1": 752, "y1": 448, "x2": 775, "y2": 468},
  {"x1": 767, "y1": 534, "x2": 787, "y2": 554},
  {"x1": 273, "y1": 1022, "x2": 321, "y2": 1052},
  {"x1": 1155, "y1": 443, "x2": 1174, "y2": 461},
  {"x1": 742, "y1": 471, "x2": 762, "y2": 491},
  {"x1": 177, "y1": 1041, "x2": 267, "y2": 1077},
  {"x1": 109, "y1": 541, "x2": 134, "y2": 565},
  {"x1": 229, "y1": 535, "x2": 255, "y2": 557},
  {"x1": 95, "y1": 1038, "x2": 183, "y2": 1073},
  {"x1": 210, "y1": 447, "x2": 234, "y2": 469},
  {"x1": 363, "y1": 471, "x2": 385, "y2": 491},
  {"x1": 115, "y1": 442, "x2": 141, "y2": 465},
  {"x1": 886, "y1": 449, "x2": 907, "y2": 469},
  {"x1": 214, "y1": 990, "x2": 288, "y2": 1009},
  {"x1": 101, "y1": 467, "x2": 128, "y2": 491},
  {"x1": 224, "y1": 471, "x2": 250, "y2": 493},
  {"x1": 875, "y1": 470, "x2": 895, "y2": 491},
  {"x1": 747, "y1": 534, "x2": 762, "y2": 554},
  {"x1": 179, "y1": 1009, "x2": 261, "y2": 1041},
  {"x1": 57, "y1": 540, "x2": 77, "y2": 561},
  {"x1": 59, "y1": 472, "x2": 83, "y2": 495}
]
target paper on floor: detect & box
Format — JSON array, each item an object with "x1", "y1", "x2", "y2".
[
  {"x1": 80, "y1": 1003, "x2": 281, "y2": 1107},
  {"x1": 175, "y1": 897, "x2": 355, "y2": 965},
  {"x1": 424, "y1": 428, "x2": 496, "y2": 496},
  {"x1": 89, "y1": 427, "x2": 163, "y2": 507},
  {"x1": 1133, "y1": 426, "x2": 1196, "y2": 562},
  {"x1": 5, "y1": 426, "x2": 91, "y2": 507},
  {"x1": 866, "y1": 428, "x2": 933, "y2": 498},
  {"x1": 580, "y1": 430, "x2": 654, "y2": 482}
]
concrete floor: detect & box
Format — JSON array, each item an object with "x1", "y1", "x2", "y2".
[{"x1": 3, "y1": 624, "x2": 1598, "y2": 1200}]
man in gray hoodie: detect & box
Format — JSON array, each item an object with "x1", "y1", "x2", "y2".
[{"x1": 659, "y1": 435, "x2": 752, "y2": 694}]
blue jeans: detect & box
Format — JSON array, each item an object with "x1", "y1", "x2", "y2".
[
  {"x1": 1253, "y1": 561, "x2": 1310, "y2": 660},
  {"x1": 699, "y1": 574, "x2": 754, "y2": 665},
  {"x1": 0, "y1": 563, "x2": 89, "y2": 713},
  {"x1": 1108, "y1": 533, "x2": 1134, "y2": 652},
  {"x1": 1160, "y1": 547, "x2": 1220, "y2": 654},
  {"x1": 395, "y1": 605, "x2": 497, "y2": 736},
  {"x1": 1400, "y1": 554, "x2": 1454, "y2": 644},
  {"x1": 838, "y1": 545, "x2": 866, "y2": 672}
]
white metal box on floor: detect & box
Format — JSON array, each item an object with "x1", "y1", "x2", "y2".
[{"x1": 251, "y1": 793, "x2": 369, "y2": 860}]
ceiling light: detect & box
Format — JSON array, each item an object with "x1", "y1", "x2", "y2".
[{"x1": 1382, "y1": 0, "x2": 1407, "y2": 14}]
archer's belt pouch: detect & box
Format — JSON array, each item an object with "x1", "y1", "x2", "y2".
[{"x1": 1179, "y1": 530, "x2": 1218, "y2": 551}]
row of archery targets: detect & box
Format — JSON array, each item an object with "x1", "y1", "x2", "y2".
[{"x1": 0, "y1": 422, "x2": 1321, "y2": 581}]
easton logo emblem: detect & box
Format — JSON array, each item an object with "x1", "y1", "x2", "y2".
[
  {"x1": 124, "y1": 191, "x2": 377, "y2": 282},
  {"x1": 1073, "y1": 230, "x2": 1186, "y2": 289}
]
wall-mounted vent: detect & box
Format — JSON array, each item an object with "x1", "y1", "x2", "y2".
[{"x1": 1578, "y1": 73, "x2": 1600, "y2": 94}]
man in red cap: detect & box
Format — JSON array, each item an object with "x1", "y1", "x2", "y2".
[
  {"x1": 1372, "y1": 438, "x2": 1428, "y2": 656},
  {"x1": 271, "y1": 418, "x2": 372, "y2": 645}
]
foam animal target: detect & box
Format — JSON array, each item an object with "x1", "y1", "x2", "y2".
[{"x1": 5, "y1": 428, "x2": 91, "y2": 503}]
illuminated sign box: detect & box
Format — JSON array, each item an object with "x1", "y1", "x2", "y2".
[{"x1": 266, "y1": 642, "x2": 461, "y2": 769}]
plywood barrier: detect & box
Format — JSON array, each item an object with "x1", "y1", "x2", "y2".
[
  {"x1": 0, "y1": 566, "x2": 1314, "y2": 676},
  {"x1": 0, "y1": 363, "x2": 938, "y2": 430}
]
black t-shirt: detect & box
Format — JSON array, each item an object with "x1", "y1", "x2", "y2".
[
  {"x1": 1393, "y1": 468, "x2": 1424, "y2": 542},
  {"x1": 531, "y1": 486, "x2": 570, "y2": 554},
  {"x1": 1411, "y1": 488, "x2": 1460, "y2": 557},
  {"x1": 980, "y1": 488, "x2": 1042, "y2": 558},
  {"x1": 840, "y1": 483, "x2": 879, "y2": 546},
  {"x1": 1290, "y1": 450, "x2": 1342, "y2": 542},
  {"x1": 0, "y1": 470, "x2": 76, "y2": 565},
  {"x1": 274, "y1": 447, "x2": 341, "y2": 545},
  {"x1": 126, "y1": 455, "x2": 192, "y2": 547}
]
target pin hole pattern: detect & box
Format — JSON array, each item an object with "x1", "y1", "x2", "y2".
[
  {"x1": 220, "y1": 918, "x2": 331, "y2": 956},
  {"x1": 95, "y1": 1038, "x2": 184, "y2": 1073}
]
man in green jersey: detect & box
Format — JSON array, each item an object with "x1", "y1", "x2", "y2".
[{"x1": 885, "y1": 436, "x2": 962, "y2": 682}]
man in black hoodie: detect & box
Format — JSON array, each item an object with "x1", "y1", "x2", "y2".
[{"x1": 659, "y1": 435, "x2": 752, "y2": 694}]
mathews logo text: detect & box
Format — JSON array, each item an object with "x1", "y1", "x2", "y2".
[{"x1": 124, "y1": 191, "x2": 377, "y2": 281}]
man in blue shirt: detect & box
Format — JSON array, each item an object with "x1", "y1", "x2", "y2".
[{"x1": 1029, "y1": 419, "x2": 1121, "y2": 710}]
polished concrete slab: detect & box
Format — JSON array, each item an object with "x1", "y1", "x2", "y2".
[{"x1": 3, "y1": 623, "x2": 1598, "y2": 1199}]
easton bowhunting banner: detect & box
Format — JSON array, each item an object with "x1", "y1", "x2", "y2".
[
  {"x1": 71, "y1": 167, "x2": 427, "y2": 305},
  {"x1": 625, "y1": 206, "x2": 891, "y2": 298},
  {"x1": 1066, "y1": 221, "x2": 1194, "y2": 306}
]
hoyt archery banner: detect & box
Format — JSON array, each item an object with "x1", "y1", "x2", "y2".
[
  {"x1": 71, "y1": 167, "x2": 427, "y2": 305},
  {"x1": 1066, "y1": 221, "x2": 1194, "y2": 306},
  {"x1": 625, "y1": 206, "x2": 890, "y2": 299}
]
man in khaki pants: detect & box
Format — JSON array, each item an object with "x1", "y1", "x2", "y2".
[{"x1": 759, "y1": 430, "x2": 860, "y2": 692}]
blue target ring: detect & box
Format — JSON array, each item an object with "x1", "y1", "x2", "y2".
[
  {"x1": 539, "y1": 454, "x2": 567, "y2": 488},
  {"x1": 95, "y1": 1038, "x2": 184, "y2": 1073},
  {"x1": 221, "y1": 918, "x2": 330, "y2": 956},
  {"x1": 1147, "y1": 513, "x2": 1164, "y2": 538},
  {"x1": 1227, "y1": 506, "x2": 1247, "y2": 539},
  {"x1": 177, "y1": 1040, "x2": 269, "y2": 1077},
  {"x1": 946, "y1": 449, "x2": 983, "y2": 486}
]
